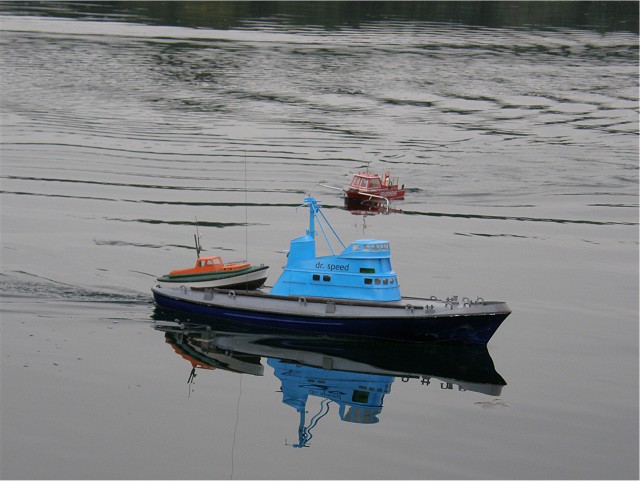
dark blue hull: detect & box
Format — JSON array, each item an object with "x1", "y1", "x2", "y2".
[{"x1": 152, "y1": 290, "x2": 508, "y2": 344}]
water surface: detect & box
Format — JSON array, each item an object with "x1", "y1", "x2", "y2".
[{"x1": 1, "y1": 3, "x2": 638, "y2": 479}]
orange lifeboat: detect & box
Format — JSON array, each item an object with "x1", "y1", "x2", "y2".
[
  {"x1": 169, "y1": 256, "x2": 251, "y2": 276},
  {"x1": 157, "y1": 255, "x2": 268, "y2": 290}
]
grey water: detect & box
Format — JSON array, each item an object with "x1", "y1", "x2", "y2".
[{"x1": 1, "y1": 2, "x2": 638, "y2": 479}]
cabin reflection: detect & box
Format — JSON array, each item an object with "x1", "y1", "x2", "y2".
[
  {"x1": 269, "y1": 358, "x2": 391, "y2": 447},
  {"x1": 154, "y1": 310, "x2": 506, "y2": 448}
]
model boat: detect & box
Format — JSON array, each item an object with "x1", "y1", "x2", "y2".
[
  {"x1": 152, "y1": 197, "x2": 511, "y2": 344},
  {"x1": 156, "y1": 220, "x2": 269, "y2": 290},
  {"x1": 344, "y1": 171, "x2": 405, "y2": 202},
  {"x1": 156, "y1": 255, "x2": 269, "y2": 290}
]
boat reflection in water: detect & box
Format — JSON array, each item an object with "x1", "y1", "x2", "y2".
[
  {"x1": 153, "y1": 308, "x2": 506, "y2": 448},
  {"x1": 343, "y1": 197, "x2": 402, "y2": 216}
]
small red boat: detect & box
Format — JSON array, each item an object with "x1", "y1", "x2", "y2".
[{"x1": 344, "y1": 171, "x2": 405, "y2": 202}]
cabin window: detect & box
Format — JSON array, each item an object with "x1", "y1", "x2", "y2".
[
  {"x1": 369, "y1": 178, "x2": 381, "y2": 189},
  {"x1": 383, "y1": 279, "x2": 388, "y2": 285},
  {"x1": 360, "y1": 267, "x2": 375, "y2": 274},
  {"x1": 312, "y1": 274, "x2": 320, "y2": 281},
  {"x1": 352, "y1": 390, "x2": 370, "y2": 403},
  {"x1": 390, "y1": 278, "x2": 395, "y2": 284},
  {"x1": 375, "y1": 279, "x2": 381, "y2": 285},
  {"x1": 364, "y1": 278, "x2": 372, "y2": 285},
  {"x1": 351, "y1": 177, "x2": 361, "y2": 188},
  {"x1": 323, "y1": 275, "x2": 331, "y2": 282}
]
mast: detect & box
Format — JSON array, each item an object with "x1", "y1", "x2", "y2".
[
  {"x1": 303, "y1": 197, "x2": 345, "y2": 255},
  {"x1": 194, "y1": 217, "x2": 202, "y2": 258},
  {"x1": 304, "y1": 196, "x2": 318, "y2": 237}
]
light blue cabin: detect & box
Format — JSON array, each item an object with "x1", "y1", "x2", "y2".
[{"x1": 270, "y1": 197, "x2": 401, "y2": 301}]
